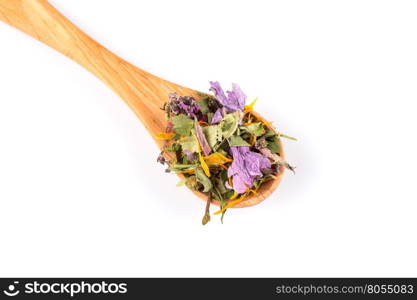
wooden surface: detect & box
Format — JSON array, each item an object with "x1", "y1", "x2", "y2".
[{"x1": 0, "y1": 0, "x2": 285, "y2": 208}]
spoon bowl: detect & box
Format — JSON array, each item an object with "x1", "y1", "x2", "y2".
[{"x1": 0, "y1": 0, "x2": 285, "y2": 208}]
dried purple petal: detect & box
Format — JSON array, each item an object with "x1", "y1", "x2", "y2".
[
  {"x1": 209, "y1": 81, "x2": 228, "y2": 105},
  {"x1": 261, "y1": 163, "x2": 280, "y2": 175},
  {"x1": 211, "y1": 108, "x2": 223, "y2": 124},
  {"x1": 232, "y1": 174, "x2": 249, "y2": 194},
  {"x1": 245, "y1": 151, "x2": 271, "y2": 176},
  {"x1": 209, "y1": 81, "x2": 246, "y2": 113},
  {"x1": 260, "y1": 148, "x2": 296, "y2": 173},
  {"x1": 226, "y1": 83, "x2": 246, "y2": 111},
  {"x1": 259, "y1": 147, "x2": 279, "y2": 161},
  {"x1": 183, "y1": 149, "x2": 197, "y2": 161},
  {"x1": 194, "y1": 119, "x2": 212, "y2": 156},
  {"x1": 227, "y1": 147, "x2": 271, "y2": 193}
]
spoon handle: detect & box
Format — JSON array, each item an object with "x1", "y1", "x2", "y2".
[{"x1": 0, "y1": 0, "x2": 193, "y2": 141}]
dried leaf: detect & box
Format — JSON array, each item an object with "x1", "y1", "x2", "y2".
[
  {"x1": 279, "y1": 132, "x2": 298, "y2": 141},
  {"x1": 179, "y1": 135, "x2": 198, "y2": 153},
  {"x1": 267, "y1": 137, "x2": 281, "y2": 154},
  {"x1": 220, "y1": 111, "x2": 241, "y2": 139},
  {"x1": 203, "y1": 125, "x2": 223, "y2": 149},
  {"x1": 171, "y1": 114, "x2": 194, "y2": 136},
  {"x1": 228, "y1": 135, "x2": 250, "y2": 147},
  {"x1": 242, "y1": 122, "x2": 265, "y2": 137},
  {"x1": 185, "y1": 176, "x2": 199, "y2": 190},
  {"x1": 163, "y1": 142, "x2": 181, "y2": 152},
  {"x1": 195, "y1": 168, "x2": 213, "y2": 192}
]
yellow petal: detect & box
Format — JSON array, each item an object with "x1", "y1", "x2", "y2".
[
  {"x1": 194, "y1": 132, "x2": 211, "y2": 177},
  {"x1": 214, "y1": 194, "x2": 247, "y2": 215},
  {"x1": 203, "y1": 152, "x2": 232, "y2": 166},
  {"x1": 244, "y1": 97, "x2": 258, "y2": 113},
  {"x1": 198, "y1": 120, "x2": 209, "y2": 126},
  {"x1": 229, "y1": 191, "x2": 239, "y2": 200},
  {"x1": 155, "y1": 132, "x2": 176, "y2": 140},
  {"x1": 199, "y1": 152, "x2": 211, "y2": 177},
  {"x1": 228, "y1": 177, "x2": 233, "y2": 188},
  {"x1": 248, "y1": 188, "x2": 257, "y2": 195}
]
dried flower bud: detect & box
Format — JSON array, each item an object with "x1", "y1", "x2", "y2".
[
  {"x1": 255, "y1": 137, "x2": 268, "y2": 150},
  {"x1": 202, "y1": 213, "x2": 210, "y2": 225},
  {"x1": 157, "y1": 152, "x2": 166, "y2": 165}
]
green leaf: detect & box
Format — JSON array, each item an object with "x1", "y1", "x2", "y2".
[
  {"x1": 222, "y1": 190, "x2": 234, "y2": 199},
  {"x1": 195, "y1": 168, "x2": 213, "y2": 192},
  {"x1": 254, "y1": 174, "x2": 276, "y2": 189},
  {"x1": 242, "y1": 122, "x2": 265, "y2": 137},
  {"x1": 220, "y1": 111, "x2": 241, "y2": 139},
  {"x1": 171, "y1": 114, "x2": 194, "y2": 136},
  {"x1": 264, "y1": 129, "x2": 276, "y2": 138},
  {"x1": 185, "y1": 176, "x2": 200, "y2": 190},
  {"x1": 228, "y1": 135, "x2": 250, "y2": 146},
  {"x1": 211, "y1": 186, "x2": 228, "y2": 223},
  {"x1": 169, "y1": 162, "x2": 198, "y2": 172},
  {"x1": 206, "y1": 112, "x2": 214, "y2": 124},
  {"x1": 179, "y1": 135, "x2": 198, "y2": 153},
  {"x1": 217, "y1": 148, "x2": 229, "y2": 157},
  {"x1": 267, "y1": 137, "x2": 281, "y2": 154},
  {"x1": 214, "y1": 171, "x2": 228, "y2": 195},
  {"x1": 279, "y1": 132, "x2": 298, "y2": 141},
  {"x1": 198, "y1": 98, "x2": 210, "y2": 115},
  {"x1": 163, "y1": 142, "x2": 181, "y2": 152},
  {"x1": 203, "y1": 125, "x2": 223, "y2": 149}
]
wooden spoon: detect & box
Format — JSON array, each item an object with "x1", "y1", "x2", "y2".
[{"x1": 0, "y1": 0, "x2": 285, "y2": 208}]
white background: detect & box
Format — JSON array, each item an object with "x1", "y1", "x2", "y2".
[{"x1": 0, "y1": 0, "x2": 416, "y2": 277}]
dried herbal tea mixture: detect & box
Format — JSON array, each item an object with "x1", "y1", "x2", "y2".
[{"x1": 157, "y1": 82, "x2": 295, "y2": 224}]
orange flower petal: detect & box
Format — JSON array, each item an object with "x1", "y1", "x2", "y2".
[
  {"x1": 214, "y1": 194, "x2": 247, "y2": 215},
  {"x1": 155, "y1": 132, "x2": 176, "y2": 140}
]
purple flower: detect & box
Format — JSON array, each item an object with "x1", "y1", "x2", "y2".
[
  {"x1": 209, "y1": 81, "x2": 246, "y2": 112},
  {"x1": 211, "y1": 108, "x2": 223, "y2": 124},
  {"x1": 227, "y1": 147, "x2": 271, "y2": 193},
  {"x1": 183, "y1": 150, "x2": 197, "y2": 161},
  {"x1": 209, "y1": 81, "x2": 228, "y2": 104},
  {"x1": 168, "y1": 93, "x2": 201, "y2": 118},
  {"x1": 227, "y1": 83, "x2": 246, "y2": 111}
]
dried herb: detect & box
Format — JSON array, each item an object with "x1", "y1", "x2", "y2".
[
  {"x1": 195, "y1": 168, "x2": 212, "y2": 192},
  {"x1": 202, "y1": 193, "x2": 212, "y2": 225},
  {"x1": 171, "y1": 114, "x2": 194, "y2": 136},
  {"x1": 157, "y1": 82, "x2": 296, "y2": 224},
  {"x1": 228, "y1": 135, "x2": 250, "y2": 147}
]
